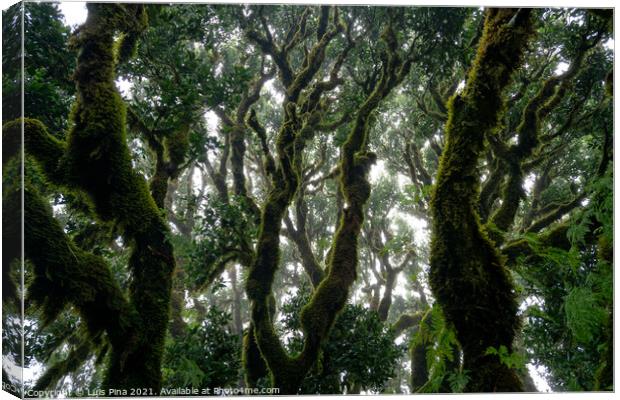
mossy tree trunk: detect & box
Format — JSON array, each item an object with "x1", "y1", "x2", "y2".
[
  {"x1": 3, "y1": 4, "x2": 176, "y2": 393},
  {"x1": 428, "y1": 8, "x2": 534, "y2": 392},
  {"x1": 64, "y1": 5, "x2": 175, "y2": 391},
  {"x1": 242, "y1": 8, "x2": 413, "y2": 392},
  {"x1": 409, "y1": 323, "x2": 429, "y2": 392}
]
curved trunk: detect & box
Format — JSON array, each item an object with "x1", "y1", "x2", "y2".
[{"x1": 63, "y1": 4, "x2": 174, "y2": 391}]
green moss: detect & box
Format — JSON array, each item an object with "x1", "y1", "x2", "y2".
[
  {"x1": 242, "y1": 325, "x2": 269, "y2": 387},
  {"x1": 3, "y1": 119, "x2": 66, "y2": 182},
  {"x1": 286, "y1": 19, "x2": 342, "y2": 103},
  {"x1": 410, "y1": 335, "x2": 428, "y2": 392},
  {"x1": 248, "y1": 22, "x2": 407, "y2": 393},
  {"x1": 2, "y1": 4, "x2": 174, "y2": 392},
  {"x1": 230, "y1": 125, "x2": 250, "y2": 198},
  {"x1": 149, "y1": 160, "x2": 170, "y2": 209},
  {"x1": 116, "y1": 6, "x2": 148, "y2": 64},
  {"x1": 491, "y1": 32, "x2": 590, "y2": 234},
  {"x1": 244, "y1": 19, "x2": 412, "y2": 394},
  {"x1": 429, "y1": 9, "x2": 533, "y2": 392},
  {"x1": 2, "y1": 4, "x2": 175, "y2": 392},
  {"x1": 146, "y1": 124, "x2": 191, "y2": 208},
  {"x1": 165, "y1": 125, "x2": 190, "y2": 172},
  {"x1": 604, "y1": 70, "x2": 612, "y2": 97},
  {"x1": 2, "y1": 154, "x2": 22, "y2": 307},
  {"x1": 2, "y1": 181, "x2": 138, "y2": 346},
  {"x1": 488, "y1": 164, "x2": 524, "y2": 236},
  {"x1": 502, "y1": 222, "x2": 572, "y2": 266},
  {"x1": 247, "y1": 108, "x2": 277, "y2": 177},
  {"x1": 597, "y1": 234, "x2": 612, "y2": 263},
  {"x1": 244, "y1": 102, "x2": 305, "y2": 390}
]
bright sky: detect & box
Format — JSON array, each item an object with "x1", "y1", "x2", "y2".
[{"x1": 58, "y1": 1, "x2": 86, "y2": 27}]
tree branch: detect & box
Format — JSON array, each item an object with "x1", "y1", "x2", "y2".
[{"x1": 392, "y1": 312, "x2": 423, "y2": 337}]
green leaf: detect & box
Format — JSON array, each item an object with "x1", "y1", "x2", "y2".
[{"x1": 564, "y1": 287, "x2": 607, "y2": 343}]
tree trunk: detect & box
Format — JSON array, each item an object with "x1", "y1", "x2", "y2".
[
  {"x1": 63, "y1": 4, "x2": 174, "y2": 392},
  {"x1": 428, "y1": 8, "x2": 533, "y2": 392}
]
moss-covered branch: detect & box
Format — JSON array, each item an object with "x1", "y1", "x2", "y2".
[
  {"x1": 479, "y1": 159, "x2": 504, "y2": 221},
  {"x1": 409, "y1": 310, "x2": 433, "y2": 393},
  {"x1": 392, "y1": 312, "x2": 423, "y2": 337},
  {"x1": 149, "y1": 124, "x2": 191, "y2": 208},
  {"x1": 3, "y1": 177, "x2": 136, "y2": 350},
  {"x1": 501, "y1": 223, "x2": 570, "y2": 266},
  {"x1": 243, "y1": 8, "x2": 345, "y2": 391},
  {"x1": 287, "y1": 7, "x2": 343, "y2": 104},
  {"x1": 525, "y1": 193, "x2": 586, "y2": 234},
  {"x1": 489, "y1": 23, "x2": 602, "y2": 235},
  {"x1": 3, "y1": 119, "x2": 66, "y2": 182},
  {"x1": 244, "y1": 16, "x2": 411, "y2": 393},
  {"x1": 405, "y1": 141, "x2": 433, "y2": 188},
  {"x1": 2, "y1": 120, "x2": 66, "y2": 307},
  {"x1": 316, "y1": 112, "x2": 352, "y2": 132},
  {"x1": 521, "y1": 118, "x2": 611, "y2": 234},
  {"x1": 247, "y1": 108, "x2": 277, "y2": 179},
  {"x1": 366, "y1": 222, "x2": 412, "y2": 322},
  {"x1": 241, "y1": 323, "x2": 270, "y2": 387},
  {"x1": 244, "y1": 6, "x2": 304, "y2": 88},
  {"x1": 283, "y1": 209, "x2": 325, "y2": 288},
  {"x1": 213, "y1": 67, "x2": 275, "y2": 220},
  {"x1": 236, "y1": 67, "x2": 276, "y2": 124},
  {"x1": 520, "y1": 162, "x2": 552, "y2": 230},
  {"x1": 230, "y1": 72, "x2": 276, "y2": 217},
  {"x1": 33, "y1": 338, "x2": 93, "y2": 392},
  {"x1": 293, "y1": 21, "x2": 412, "y2": 385},
  {"x1": 429, "y1": 8, "x2": 533, "y2": 392},
  {"x1": 415, "y1": 94, "x2": 448, "y2": 123},
  {"x1": 202, "y1": 125, "x2": 231, "y2": 203},
  {"x1": 10, "y1": 4, "x2": 177, "y2": 391}
]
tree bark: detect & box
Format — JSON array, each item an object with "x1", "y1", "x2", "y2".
[
  {"x1": 8, "y1": 4, "x2": 176, "y2": 392},
  {"x1": 429, "y1": 8, "x2": 533, "y2": 392}
]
